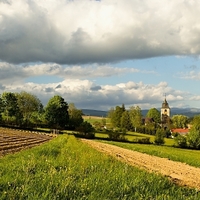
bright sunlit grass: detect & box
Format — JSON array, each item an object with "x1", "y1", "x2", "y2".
[{"x1": 0, "y1": 135, "x2": 199, "y2": 199}]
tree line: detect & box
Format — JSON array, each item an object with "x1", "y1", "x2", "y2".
[
  {"x1": 108, "y1": 104, "x2": 200, "y2": 149},
  {"x1": 0, "y1": 91, "x2": 86, "y2": 132}
]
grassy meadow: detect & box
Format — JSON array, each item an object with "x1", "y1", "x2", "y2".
[{"x1": 0, "y1": 134, "x2": 200, "y2": 200}]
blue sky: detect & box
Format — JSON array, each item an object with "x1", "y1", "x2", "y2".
[{"x1": 0, "y1": 0, "x2": 200, "y2": 110}]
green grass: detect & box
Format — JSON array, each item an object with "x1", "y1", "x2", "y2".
[
  {"x1": 83, "y1": 116, "x2": 111, "y2": 125},
  {"x1": 126, "y1": 131, "x2": 175, "y2": 146},
  {"x1": 0, "y1": 135, "x2": 199, "y2": 199},
  {"x1": 95, "y1": 131, "x2": 175, "y2": 146},
  {"x1": 100, "y1": 140, "x2": 200, "y2": 168}
]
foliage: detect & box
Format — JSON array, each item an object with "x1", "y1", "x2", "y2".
[
  {"x1": 187, "y1": 129, "x2": 200, "y2": 149},
  {"x1": 75, "y1": 121, "x2": 95, "y2": 138},
  {"x1": 185, "y1": 115, "x2": 200, "y2": 149},
  {"x1": 133, "y1": 137, "x2": 151, "y2": 144},
  {"x1": 107, "y1": 128, "x2": 126, "y2": 141},
  {"x1": 129, "y1": 106, "x2": 142, "y2": 131},
  {"x1": 146, "y1": 108, "x2": 161, "y2": 124},
  {"x1": 93, "y1": 121, "x2": 102, "y2": 131},
  {"x1": 45, "y1": 95, "x2": 69, "y2": 129},
  {"x1": 174, "y1": 134, "x2": 187, "y2": 148},
  {"x1": 120, "y1": 110, "x2": 132, "y2": 130},
  {"x1": 1, "y1": 92, "x2": 20, "y2": 124},
  {"x1": 110, "y1": 105, "x2": 124, "y2": 128},
  {"x1": 29, "y1": 111, "x2": 46, "y2": 128},
  {"x1": 164, "y1": 128, "x2": 171, "y2": 138},
  {"x1": 154, "y1": 128, "x2": 165, "y2": 145},
  {"x1": 191, "y1": 115, "x2": 200, "y2": 131},
  {"x1": 68, "y1": 103, "x2": 83, "y2": 129},
  {"x1": 171, "y1": 115, "x2": 188, "y2": 128},
  {"x1": 16, "y1": 91, "x2": 42, "y2": 127}
]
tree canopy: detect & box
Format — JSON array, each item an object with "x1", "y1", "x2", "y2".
[
  {"x1": 68, "y1": 103, "x2": 83, "y2": 129},
  {"x1": 129, "y1": 106, "x2": 142, "y2": 131},
  {"x1": 45, "y1": 95, "x2": 69, "y2": 129},
  {"x1": 171, "y1": 115, "x2": 188, "y2": 128},
  {"x1": 146, "y1": 108, "x2": 160, "y2": 124}
]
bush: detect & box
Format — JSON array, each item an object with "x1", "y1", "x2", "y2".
[
  {"x1": 108, "y1": 129, "x2": 126, "y2": 141},
  {"x1": 154, "y1": 129, "x2": 165, "y2": 145},
  {"x1": 133, "y1": 137, "x2": 151, "y2": 144},
  {"x1": 174, "y1": 134, "x2": 187, "y2": 148},
  {"x1": 187, "y1": 129, "x2": 200, "y2": 149},
  {"x1": 75, "y1": 121, "x2": 95, "y2": 139}
]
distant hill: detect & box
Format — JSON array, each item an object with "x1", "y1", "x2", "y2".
[
  {"x1": 82, "y1": 108, "x2": 200, "y2": 118},
  {"x1": 82, "y1": 109, "x2": 108, "y2": 117}
]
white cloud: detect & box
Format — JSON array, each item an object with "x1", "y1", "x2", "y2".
[
  {"x1": 0, "y1": 62, "x2": 141, "y2": 83},
  {"x1": 179, "y1": 70, "x2": 200, "y2": 80},
  {"x1": 0, "y1": 77, "x2": 188, "y2": 110},
  {"x1": 1, "y1": 0, "x2": 200, "y2": 64},
  {"x1": 190, "y1": 96, "x2": 200, "y2": 101}
]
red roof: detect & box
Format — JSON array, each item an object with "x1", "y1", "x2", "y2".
[{"x1": 171, "y1": 128, "x2": 189, "y2": 135}]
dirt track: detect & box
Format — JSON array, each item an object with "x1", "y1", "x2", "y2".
[{"x1": 81, "y1": 139, "x2": 200, "y2": 190}]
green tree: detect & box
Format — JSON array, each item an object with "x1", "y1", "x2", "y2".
[
  {"x1": 121, "y1": 110, "x2": 132, "y2": 130},
  {"x1": 174, "y1": 134, "x2": 187, "y2": 148},
  {"x1": 110, "y1": 105, "x2": 124, "y2": 128},
  {"x1": 45, "y1": 95, "x2": 69, "y2": 129},
  {"x1": 129, "y1": 106, "x2": 142, "y2": 132},
  {"x1": 154, "y1": 128, "x2": 165, "y2": 145},
  {"x1": 16, "y1": 91, "x2": 42, "y2": 126},
  {"x1": 185, "y1": 115, "x2": 200, "y2": 149},
  {"x1": 75, "y1": 121, "x2": 95, "y2": 138},
  {"x1": 187, "y1": 129, "x2": 200, "y2": 149},
  {"x1": 146, "y1": 108, "x2": 161, "y2": 124},
  {"x1": 68, "y1": 103, "x2": 83, "y2": 129},
  {"x1": 171, "y1": 115, "x2": 188, "y2": 128},
  {"x1": 191, "y1": 115, "x2": 200, "y2": 131},
  {"x1": 1, "y1": 92, "x2": 19, "y2": 124}
]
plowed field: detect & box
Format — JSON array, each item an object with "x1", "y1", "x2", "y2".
[{"x1": 0, "y1": 128, "x2": 54, "y2": 157}]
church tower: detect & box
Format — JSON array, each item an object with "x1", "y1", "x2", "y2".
[{"x1": 161, "y1": 97, "x2": 170, "y2": 128}]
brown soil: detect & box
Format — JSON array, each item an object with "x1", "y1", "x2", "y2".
[
  {"x1": 0, "y1": 128, "x2": 54, "y2": 157},
  {"x1": 81, "y1": 139, "x2": 200, "y2": 190}
]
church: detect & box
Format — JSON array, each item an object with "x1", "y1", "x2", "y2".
[{"x1": 161, "y1": 97, "x2": 171, "y2": 129}]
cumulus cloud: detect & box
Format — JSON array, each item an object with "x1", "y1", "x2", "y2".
[
  {"x1": 0, "y1": 62, "x2": 142, "y2": 83},
  {"x1": 179, "y1": 70, "x2": 200, "y2": 80},
  {"x1": 1, "y1": 0, "x2": 200, "y2": 64},
  {"x1": 0, "y1": 78, "x2": 188, "y2": 110}
]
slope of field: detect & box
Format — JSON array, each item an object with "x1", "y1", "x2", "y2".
[
  {"x1": 82, "y1": 139, "x2": 200, "y2": 190},
  {"x1": 1, "y1": 135, "x2": 199, "y2": 199},
  {"x1": 0, "y1": 128, "x2": 54, "y2": 157}
]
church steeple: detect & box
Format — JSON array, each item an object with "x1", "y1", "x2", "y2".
[{"x1": 161, "y1": 96, "x2": 170, "y2": 128}]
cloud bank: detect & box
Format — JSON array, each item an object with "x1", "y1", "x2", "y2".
[{"x1": 1, "y1": 0, "x2": 200, "y2": 64}]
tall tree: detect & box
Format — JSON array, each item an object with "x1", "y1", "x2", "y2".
[
  {"x1": 129, "y1": 106, "x2": 142, "y2": 132},
  {"x1": 154, "y1": 128, "x2": 165, "y2": 145},
  {"x1": 146, "y1": 108, "x2": 160, "y2": 124},
  {"x1": 191, "y1": 115, "x2": 200, "y2": 131},
  {"x1": 68, "y1": 103, "x2": 83, "y2": 129},
  {"x1": 1, "y1": 92, "x2": 20, "y2": 124},
  {"x1": 171, "y1": 115, "x2": 188, "y2": 128},
  {"x1": 110, "y1": 105, "x2": 124, "y2": 128},
  {"x1": 186, "y1": 115, "x2": 200, "y2": 149},
  {"x1": 16, "y1": 91, "x2": 42, "y2": 126},
  {"x1": 45, "y1": 95, "x2": 69, "y2": 129},
  {"x1": 121, "y1": 110, "x2": 132, "y2": 130}
]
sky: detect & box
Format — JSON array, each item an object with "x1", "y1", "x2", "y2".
[{"x1": 1, "y1": 0, "x2": 200, "y2": 111}]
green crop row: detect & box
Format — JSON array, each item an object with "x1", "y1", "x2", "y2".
[{"x1": 0, "y1": 135, "x2": 199, "y2": 200}]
